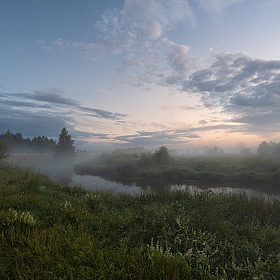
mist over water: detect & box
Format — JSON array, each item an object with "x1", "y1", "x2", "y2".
[
  {"x1": 3, "y1": 153, "x2": 280, "y2": 200},
  {"x1": 3, "y1": 153, "x2": 84, "y2": 186},
  {"x1": 69, "y1": 173, "x2": 280, "y2": 201}
]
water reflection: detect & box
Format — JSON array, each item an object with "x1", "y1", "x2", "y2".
[
  {"x1": 70, "y1": 174, "x2": 141, "y2": 195},
  {"x1": 6, "y1": 153, "x2": 280, "y2": 200},
  {"x1": 70, "y1": 174, "x2": 174, "y2": 195},
  {"x1": 69, "y1": 173, "x2": 280, "y2": 200}
]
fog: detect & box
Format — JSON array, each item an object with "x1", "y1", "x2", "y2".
[
  {"x1": 2, "y1": 142, "x2": 280, "y2": 199},
  {"x1": 0, "y1": 144, "x2": 263, "y2": 181},
  {"x1": 2, "y1": 151, "x2": 96, "y2": 186}
]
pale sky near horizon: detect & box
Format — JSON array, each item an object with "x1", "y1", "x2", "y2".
[{"x1": 1, "y1": 0, "x2": 280, "y2": 151}]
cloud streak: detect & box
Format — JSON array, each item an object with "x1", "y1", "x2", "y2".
[
  {"x1": 0, "y1": 90, "x2": 128, "y2": 138},
  {"x1": 1, "y1": 91, "x2": 127, "y2": 120},
  {"x1": 113, "y1": 123, "x2": 239, "y2": 146},
  {"x1": 115, "y1": 129, "x2": 199, "y2": 146}
]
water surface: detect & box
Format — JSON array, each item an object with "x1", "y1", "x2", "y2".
[{"x1": 68, "y1": 173, "x2": 280, "y2": 200}]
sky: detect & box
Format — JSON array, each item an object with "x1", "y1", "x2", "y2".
[{"x1": 1, "y1": 0, "x2": 280, "y2": 151}]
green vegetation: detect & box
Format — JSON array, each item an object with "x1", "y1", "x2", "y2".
[
  {"x1": 1, "y1": 164, "x2": 280, "y2": 279},
  {"x1": 0, "y1": 128, "x2": 75, "y2": 155},
  {"x1": 0, "y1": 131, "x2": 56, "y2": 154},
  {"x1": 74, "y1": 147, "x2": 280, "y2": 183},
  {"x1": 0, "y1": 141, "x2": 8, "y2": 160},
  {"x1": 258, "y1": 141, "x2": 280, "y2": 157},
  {"x1": 55, "y1": 127, "x2": 75, "y2": 158}
]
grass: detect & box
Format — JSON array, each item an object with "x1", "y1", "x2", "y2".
[
  {"x1": 0, "y1": 164, "x2": 280, "y2": 279},
  {"x1": 74, "y1": 153, "x2": 280, "y2": 184}
]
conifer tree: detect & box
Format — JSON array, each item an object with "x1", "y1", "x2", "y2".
[{"x1": 56, "y1": 128, "x2": 75, "y2": 157}]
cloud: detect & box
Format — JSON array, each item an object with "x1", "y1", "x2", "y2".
[
  {"x1": 37, "y1": 0, "x2": 197, "y2": 90},
  {"x1": 114, "y1": 128, "x2": 202, "y2": 146},
  {"x1": 111, "y1": 122, "x2": 244, "y2": 146},
  {"x1": 80, "y1": 106, "x2": 128, "y2": 120},
  {"x1": 71, "y1": 130, "x2": 110, "y2": 140},
  {"x1": 198, "y1": 120, "x2": 208, "y2": 124},
  {"x1": 0, "y1": 99, "x2": 53, "y2": 109},
  {"x1": 96, "y1": 0, "x2": 195, "y2": 41},
  {"x1": 0, "y1": 108, "x2": 72, "y2": 138},
  {"x1": 3, "y1": 90, "x2": 79, "y2": 108},
  {"x1": 2, "y1": 91, "x2": 127, "y2": 120},
  {"x1": 179, "y1": 105, "x2": 204, "y2": 110},
  {"x1": 184, "y1": 51, "x2": 280, "y2": 133},
  {"x1": 31, "y1": 90, "x2": 79, "y2": 106},
  {"x1": 93, "y1": 0, "x2": 198, "y2": 90},
  {"x1": 174, "y1": 124, "x2": 240, "y2": 134},
  {"x1": 0, "y1": 90, "x2": 128, "y2": 139}
]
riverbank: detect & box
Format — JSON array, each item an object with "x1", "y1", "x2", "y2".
[
  {"x1": 74, "y1": 153, "x2": 280, "y2": 184},
  {"x1": 1, "y1": 165, "x2": 280, "y2": 279}
]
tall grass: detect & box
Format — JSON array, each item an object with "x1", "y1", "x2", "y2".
[{"x1": 0, "y1": 165, "x2": 280, "y2": 279}]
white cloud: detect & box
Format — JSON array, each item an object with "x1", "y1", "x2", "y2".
[
  {"x1": 185, "y1": 51, "x2": 280, "y2": 133},
  {"x1": 92, "y1": 0, "x2": 196, "y2": 59},
  {"x1": 92, "y1": 1, "x2": 200, "y2": 90},
  {"x1": 37, "y1": 0, "x2": 197, "y2": 87}
]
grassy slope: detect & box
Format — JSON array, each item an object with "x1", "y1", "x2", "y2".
[{"x1": 0, "y1": 165, "x2": 280, "y2": 279}]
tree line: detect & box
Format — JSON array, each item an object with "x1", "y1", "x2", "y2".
[
  {"x1": 1, "y1": 128, "x2": 280, "y2": 160},
  {"x1": 0, "y1": 128, "x2": 75, "y2": 158},
  {"x1": 257, "y1": 141, "x2": 280, "y2": 157}
]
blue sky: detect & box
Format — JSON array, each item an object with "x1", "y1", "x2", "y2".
[{"x1": 1, "y1": 0, "x2": 280, "y2": 151}]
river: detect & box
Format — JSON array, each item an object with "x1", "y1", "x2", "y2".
[
  {"x1": 65, "y1": 172, "x2": 280, "y2": 201},
  {"x1": 4, "y1": 154, "x2": 280, "y2": 200}
]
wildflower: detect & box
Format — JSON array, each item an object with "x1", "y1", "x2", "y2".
[
  {"x1": 84, "y1": 193, "x2": 100, "y2": 200},
  {"x1": 6, "y1": 208, "x2": 36, "y2": 226}
]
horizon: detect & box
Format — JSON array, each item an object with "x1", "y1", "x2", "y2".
[
  {"x1": 1, "y1": 0, "x2": 280, "y2": 151},
  {"x1": 0, "y1": 128, "x2": 265, "y2": 155}
]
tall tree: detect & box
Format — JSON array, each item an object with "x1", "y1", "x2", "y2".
[
  {"x1": 258, "y1": 141, "x2": 271, "y2": 157},
  {"x1": 56, "y1": 128, "x2": 75, "y2": 157},
  {"x1": 153, "y1": 146, "x2": 170, "y2": 164}
]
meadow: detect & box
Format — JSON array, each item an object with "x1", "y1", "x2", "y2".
[{"x1": 1, "y1": 164, "x2": 280, "y2": 279}]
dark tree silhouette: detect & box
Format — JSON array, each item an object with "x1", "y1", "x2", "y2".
[
  {"x1": 56, "y1": 128, "x2": 75, "y2": 157},
  {"x1": 258, "y1": 141, "x2": 271, "y2": 157},
  {"x1": 153, "y1": 146, "x2": 170, "y2": 164}
]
